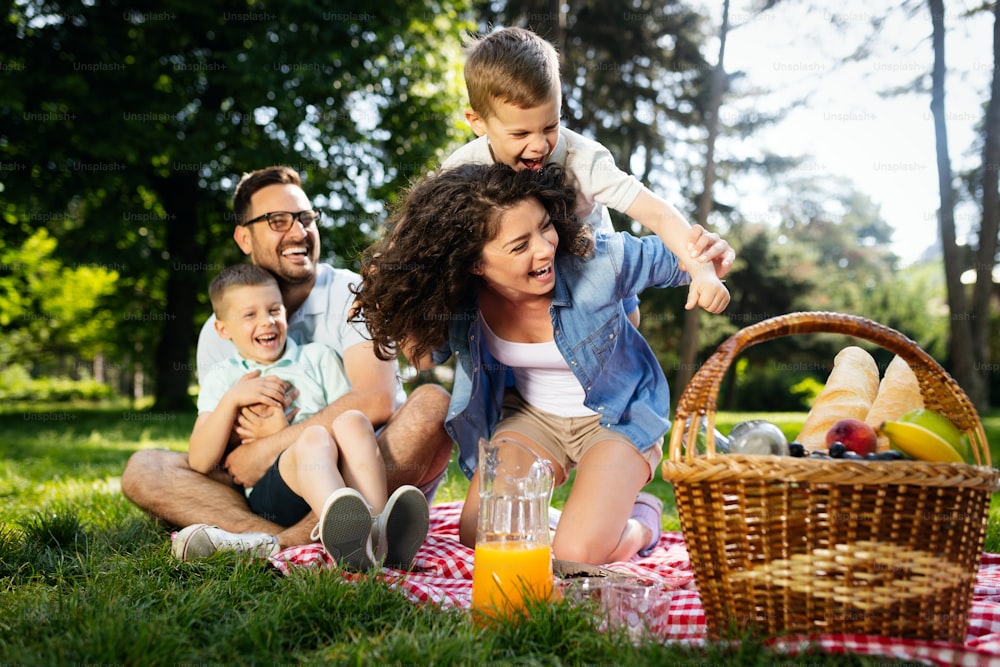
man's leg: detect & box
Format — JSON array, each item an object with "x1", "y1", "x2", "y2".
[
  {"x1": 121, "y1": 449, "x2": 313, "y2": 548},
  {"x1": 376, "y1": 383, "x2": 453, "y2": 494}
]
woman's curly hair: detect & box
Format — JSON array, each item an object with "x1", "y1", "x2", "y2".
[{"x1": 352, "y1": 163, "x2": 593, "y2": 362}]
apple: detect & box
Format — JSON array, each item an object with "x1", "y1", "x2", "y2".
[{"x1": 825, "y1": 418, "x2": 878, "y2": 457}]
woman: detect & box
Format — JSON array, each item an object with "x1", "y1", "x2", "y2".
[{"x1": 353, "y1": 164, "x2": 730, "y2": 564}]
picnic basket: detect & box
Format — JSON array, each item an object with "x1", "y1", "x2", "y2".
[{"x1": 661, "y1": 311, "x2": 1000, "y2": 642}]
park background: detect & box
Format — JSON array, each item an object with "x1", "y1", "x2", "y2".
[
  {"x1": 3, "y1": 1, "x2": 1000, "y2": 665},
  {"x1": 2, "y1": 0, "x2": 999, "y2": 413}
]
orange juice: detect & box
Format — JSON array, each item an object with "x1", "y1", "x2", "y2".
[{"x1": 471, "y1": 541, "x2": 553, "y2": 617}]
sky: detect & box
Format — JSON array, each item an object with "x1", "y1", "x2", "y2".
[{"x1": 704, "y1": 0, "x2": 993, "y2": 264}]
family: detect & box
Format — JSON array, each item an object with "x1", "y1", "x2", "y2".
[{"x1": 121, "y1": 27, "x2": 735, "y2": 570}]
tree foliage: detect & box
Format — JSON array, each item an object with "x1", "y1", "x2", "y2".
[
  {"x1": 0, "y1": 228, "x2": 118, "y2": 371},
  {"x1": 4, "y1": 1, "x2": 992, "y2": 412},
  {"x1": 1, "y1": 0, "x2": 472, "y2": 408},
  {"x1": 474, "y1": 0, "x2": 716, "y2": 218}
]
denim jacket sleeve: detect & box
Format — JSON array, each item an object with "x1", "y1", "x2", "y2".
[
  {"x1": 551, "y1": 232, "x2": 687, "y2": 452},
  {"x1": 442, "y1": 310, "x2": 513, "y2": 479}
]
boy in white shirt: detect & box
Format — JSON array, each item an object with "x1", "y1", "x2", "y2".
[
  {"x1": 441, "y1": 27, "x2": 735, "y2": 556},
  {"x1": 442, "y1": 27, "x2": 734, "y2": 315}
]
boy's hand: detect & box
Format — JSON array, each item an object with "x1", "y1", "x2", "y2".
[
  {"x1": 684, "y1": 224, "x2": 735, "y2": 279},
  {"x1": 685, "y1": 273, "x2": 730, "y2": 313},
  {"x1": 235, "y1": 401, "x2": 297, "y2": 444},
  {"x1": 225, "y1": 370, "x2": 290, "y2": 409}
]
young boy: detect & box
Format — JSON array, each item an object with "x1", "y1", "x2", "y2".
[
  {"x1": 441, "y1": 27, "x2": 734, "y2": 555},
  {"x1": 442, "y1": 26, "x2": 733, "y2": 315},
  {"x1": 175, "y1": 264, "x2": 429, "y2": 570}
]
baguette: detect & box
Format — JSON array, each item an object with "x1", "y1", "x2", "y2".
[
  {"x1": 865, "y1": 355, "x2": 924, "y2": 451},
  {"x1": 795, "y1": 346, "x2": 880, "y2": 451}
]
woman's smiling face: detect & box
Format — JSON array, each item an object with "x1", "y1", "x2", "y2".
[{"x1": 475, "y1": 196, "x2": 559, "y2": 300}]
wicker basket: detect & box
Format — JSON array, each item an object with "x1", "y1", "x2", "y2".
[{"x1": 661, "y1": 311, "x2": 999, "y2": 642}]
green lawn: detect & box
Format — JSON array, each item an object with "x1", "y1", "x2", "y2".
[{"x1": 1, "y1": 402, "x2": 997, "y2": 665}]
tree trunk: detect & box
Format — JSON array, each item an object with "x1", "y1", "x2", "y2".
[
  {"x1": 676, "y1": 0, "x2": 730, "y2": 394},
  {"x1": 928, "y1": 0, "x2": 983, "y2": 407},
  {"x1": 971, "y1": 0, "x2": 1000, "y2": 411},
  {"x1": 151, "y1": 172, "x2": 204, "y2": 411}
]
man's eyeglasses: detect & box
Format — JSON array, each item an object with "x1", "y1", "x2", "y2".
[{"x1": 242, "y1": 209, "x2": 321, "y2": 232}]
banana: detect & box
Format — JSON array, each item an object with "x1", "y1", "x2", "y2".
[
  {"x1": 879, "y1": 420, "x2": 965, "y2": 463},
  {"x1": 898, "y1": 408, "x2": 970, "y2": 462}
]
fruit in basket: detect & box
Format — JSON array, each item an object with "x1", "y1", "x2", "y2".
[
  {"x1": 879, "y1": 408, "x2": 968, "y2": 463},
  {"x1": 825, "y1": 418, "x2": 878, "y2": 456},
  {"x1": 728, "y1": 420, "x2": 789, "y2": 456},
  {"x1": 828, "y1": 442, "x2": 848, "y2": 458},
  {"x1": 899, "y1": 408, "x2": 970, "y2": 461}
]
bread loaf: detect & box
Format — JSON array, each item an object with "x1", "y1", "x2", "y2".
[
  {"x1": 865, "y1": 355, "x2": 924, "y2": 451},
  {"x1": 795, "y1": 346, "x2": 880, "y2": 451}
]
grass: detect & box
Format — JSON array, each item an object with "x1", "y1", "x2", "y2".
[{"x1": 1, "y1": 403, "x2": 998, "y2": 666}]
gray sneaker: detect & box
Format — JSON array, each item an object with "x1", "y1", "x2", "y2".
[
  {"x1": 371, "y1": 485, "x2": 429, "y2": 569},
  {"x1": 312, "y1": 488, "x2": 375, "y2": 571},
  {"x1": 171, "y1": 524, "x2": 279, "y2": 561}
]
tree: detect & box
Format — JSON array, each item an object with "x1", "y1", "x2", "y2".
[
  {"x1": 0, "y1": 228, "x2": 118, "y2": 373},
  {"x1": 971, "y1": 0, "x2": 1000, "y2": 409},
  {"x1": 676, "y1": 0, "x2": 731, "y2": 394},
  {"x1": 1, "y1": 0, "x2": 472, "y2": 409},
  {"x1": 928, "y1": 0, "x2": 985, "y2": 408}
]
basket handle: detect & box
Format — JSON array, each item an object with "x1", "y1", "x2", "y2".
[{"x1": 669, "y1": 311, "x2": 990, "y2": 466}]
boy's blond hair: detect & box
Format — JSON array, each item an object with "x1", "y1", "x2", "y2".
[
  {"x1": 209, "y1": 264, "x2": 279, "y2": 318},
  {"x1": 463, "y1": 27, "x2": 561, "y2": 118}
]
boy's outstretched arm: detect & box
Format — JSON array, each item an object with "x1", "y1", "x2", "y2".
[{"x1": 624, "y1": 187, "x2": 732, "y2": 313}]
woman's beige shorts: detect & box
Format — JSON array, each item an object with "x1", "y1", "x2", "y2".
[{"x1": 493, "y1": 390, "x2": 663, "y2": 482}]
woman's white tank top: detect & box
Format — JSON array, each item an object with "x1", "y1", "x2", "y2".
[{"x1": 479, "y1": 313, "x2": 596, "y2": 417}]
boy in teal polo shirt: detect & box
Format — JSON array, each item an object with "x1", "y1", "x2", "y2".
[{"x1": 178, "y1": 264, "x2": 428, "y2": 571}]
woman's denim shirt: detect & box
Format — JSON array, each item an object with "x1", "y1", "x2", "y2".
[{"x1": 431, "y1": 231, "x2": 689, "y2": 479}]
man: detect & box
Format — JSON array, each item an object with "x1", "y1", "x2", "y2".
[{"x1": 121, "y1": 165, "x2": 454, "y2": 558}]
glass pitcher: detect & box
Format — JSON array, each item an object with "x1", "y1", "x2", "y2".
[{"x1": 470, "y1": 437, "x2": 555, "y2": 618}]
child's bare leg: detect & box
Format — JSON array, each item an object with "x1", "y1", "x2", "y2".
[
  {"x1": 552, "y1": 440, "x2": 650, "y2": 565},
  {"x1": 277, "y1": 425, "x2": 347, "y2": 516},
  {"x1": 279, "y1": 424, "x2": 377, "y2": 570},
  {"x1": 458, "y1": 472, "x2": 481, "y2": 548},
  {"x1": 330, "y1": 410, "x2": 388, "y2": 514}
]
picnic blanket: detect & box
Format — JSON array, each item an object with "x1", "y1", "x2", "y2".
[{"x1": 269, "y1": 502, "x2": 1000, "y2": 666}]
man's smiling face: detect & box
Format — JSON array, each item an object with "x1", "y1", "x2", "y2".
[{"x1": 234, "y1": 183, "x2": 320, "y2": 286}]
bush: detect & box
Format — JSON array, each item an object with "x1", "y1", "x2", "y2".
[
  {"x1": 0, "y1": 364, "x2": 33, "y2": 400},
  {"x1": 0, "y1": 365, "x2": 115, "y2": 402},
  {"x1": 721, "y1": 358, "x2": 814, "y2": 412}
]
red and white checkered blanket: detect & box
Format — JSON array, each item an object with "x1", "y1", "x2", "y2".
[{"x1": 269, "y1": 502, "x2": 1000, "y2": 666}]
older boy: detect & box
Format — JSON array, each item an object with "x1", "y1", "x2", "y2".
[
  {"x1": 442, "y1": 27, "x2": 734, "y2": 313},
  {"x1": 442, "y1": 27, "x2": 735, "y2": 555}
]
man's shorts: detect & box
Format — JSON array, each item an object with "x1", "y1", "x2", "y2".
[
  {"x1": 247, "y1": 452, "x2": 311, "y2": 528},
  {"x1": 494, "y1": 391, "x2": 663, "y2": 482}
]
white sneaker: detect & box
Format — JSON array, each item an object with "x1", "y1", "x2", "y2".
[
  {"x1": 171, "y1": 524, "x2": 279, "y2": 561},
  {"x1": 548, "y1": 506, "x2": 562, "y2": 531},
  {"x1": 312, "y1": 488, "x2": 375, "y2": 571},
  {"x1": 371, "y1": 485, "x2": 429, "y2": 569}
]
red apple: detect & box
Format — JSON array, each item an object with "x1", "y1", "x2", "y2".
[{"x1": 825, "y1": 418, "x2": 878, "y2": 456}]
